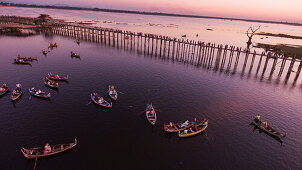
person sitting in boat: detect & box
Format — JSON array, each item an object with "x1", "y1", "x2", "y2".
[
  {"x1": 183, "y1": 130, "x2": 188, "y2": 134},
  {"x1": 0, "y1": 87, "x2": 6, "y2": 92},
  {"x1": 54, "y1": 74, "x2": 59, "y2": 78},
  {"x1": 169, "y1": 122, "x2": 173, "y2": 127},
  {"x1": 193, "y1": 125, "x2": 198, "y2": 131},
  {"x1": 262, "y1": 122, "x2": 268, "y2": 128},
  {"x1": 43, "y1": 143, "x2": 51, "y2": 154},
  {"x1": 37, "y1": 90, "x2": 42, "y2": 94}
]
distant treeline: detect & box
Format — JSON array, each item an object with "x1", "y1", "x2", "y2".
[{"x1": 1, "y1": 2, "x2": 302, "y2": 27}]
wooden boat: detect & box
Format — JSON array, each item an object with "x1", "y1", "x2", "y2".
[
  {"x1": 164, "y1": 120, "x2": 196, "y2": 133},
  {"x1": 29, "y1": 87, "x2": 51, "y2": 98},
  {"x1": 108, "y1": 85, "x2": 118, "y2": 100},
  {"x1": 44, "y1": 77, "x2": 59, "y2": 88},
  {"x1": 71, "y1": 52, "x2": 80, "y2": 58},
  {"x1": 14, "y1": 58, "x2": 31, "y2": 65},
  {"x1": 48, "y1": 73, "x2": 69, "y2": 81},
  {"x1": 252, "y1": 116, "x2": 286, "y2": 139},
  {"x1": 91, "y1": 93, "x2": 112, "y2": 108},
  {"x1": 11, "y1": 83, "x2": 23, "y2": 101},
  {"x1": 0, "y1": 83, "x2": 9, "y2": 97},
  {"x1": 42, "y1": 49, "x2": 48, "y2": 55},
  {"x1": 146, "y1": 103, "x2": 157, "y2": 125},
  {"x1": 17, "y1": 56, "x2": 37, "y2": 61},
  {"x1": 48, "y1": 43, "x2": 58, "y2": 48},
  {"x1": 178, "y1": 119, "x2": 208, "y2": 137},
  {"x1": 21, "y1": 139, "x2": 77, "y2": 159}
]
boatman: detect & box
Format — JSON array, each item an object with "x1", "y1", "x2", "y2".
[{"x1": 256, "y1": 115, "x2": 261, "y2": 120}]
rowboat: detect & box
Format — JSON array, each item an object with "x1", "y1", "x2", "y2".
[
  {"x1": 108, "y1": 85, "x2": 118, "y2": 100},
  {"x1": 48, "y1": 73, "x2": 69, "y2": 81},
  {"x1": 11, "y1": 83, "x2": 23, "y2": 101},
  {"x1": 178, "y1": 119, "x2": 208, "y2": 137},
  {"x1": 14, "y1": 58, "x2": 31, "y2": 65},
  {"x1": 71, "y1": 52, "x2": 80, "y2": 58},
  {"x1": 91, "y1": 93, "x2": 112, "y2": 108},
  {"x1": 29, "y1": 87, "x2": 51, "y2": 98},
  {"x1": 164, "y1": 119, "x2": 196, "y2": 133},
  {"x1": 17, "y1": 56, "x2": 37, "y2": 61},
  {"x1": 21, "y1": 139, "x2": 77, "y2": 159},
  {"x1": 42, "y1": 49, "x2": 48, "y2": 55},
  {"x1": 252, "y1": 116, "x2": 286, "y2": 139},
  {"x1": 44, "y1": 77, "x2": 59, "y2": 89},
  {"x1": 146, "y1": 103, "x2": 157, "y2": 125},
  {"x1": 48, "y1": 43, "x2": 58, "y2": 48},
  {"x1": 0, "y1": 84, "x2": 9, "y2": 97}
]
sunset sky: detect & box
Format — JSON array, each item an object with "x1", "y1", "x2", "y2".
[{"x1": 3, "y1": 0, "x2": 302, "y2": 23}]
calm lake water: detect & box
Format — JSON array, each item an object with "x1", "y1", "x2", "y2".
[
  {"x1": 1, "y1": 6, "x2": 302, "y2": 48},
  {"x1": 1, "y1": 7, "x2": 302, "y2": 170}
]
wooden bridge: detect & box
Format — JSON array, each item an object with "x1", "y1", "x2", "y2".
[{"x1": 1, "y1": 15, "x2": 302, "y2": 85}]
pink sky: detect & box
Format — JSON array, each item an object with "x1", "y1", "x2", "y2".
[{"x1": 5, "y1": 0, "x2": 302, "y2": 23}]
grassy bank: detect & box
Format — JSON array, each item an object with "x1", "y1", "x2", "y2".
[
  {"x1": 256, "y1": 43, "x2": 302, "y2": 58},
  {"x1": 256, "y1": 32, "x2": 302, "y2": 40}
]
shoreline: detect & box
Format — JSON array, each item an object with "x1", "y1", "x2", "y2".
[{"x1": 0, "y1": 3, "x2": 302, "y2": 27}]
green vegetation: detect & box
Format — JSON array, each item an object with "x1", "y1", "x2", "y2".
[
  {"x1": 256, "y1": 32, "x2": 302, "y2": 40},
  {"x1": 256, "y1": 43, "x2": 302, "y2": 59}
]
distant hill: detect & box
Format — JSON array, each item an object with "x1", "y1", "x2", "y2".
[{"x1": 1, "y1": 2, "x2": 301, "y2": 27}]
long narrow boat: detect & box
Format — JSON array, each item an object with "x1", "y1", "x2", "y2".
[
  {"x1": 14, "y1": 58, "x2": 31, "y2": 65},
  {"x1": 108, "y1": 85, "x2": 118, "y2": 100},
  {"x1": 146, "y1": 103, "x2": 157, "y2": 125},
  {"x1": 11, "y1": 83, "x2": 23, "y2": 101},
  {"x1": 91, "y1": 93, "x2": 112, "y2": 108},
  {"x1": 48, "y1": 43, "x2": 58, "y2": 48},
  {"x1": 252, "y1": 116, "x2": 286, "y2": 139},
  {"x1": 164, "y1": 119, "x2": 196, "y2": 133},
  {"x1": 17, "y1": 57, "x2": 37, "y2": 61},
  {"x1": 44, "y1": 77, "x2": 59, "y2": 89},
  {"x1": 42, "y1": 49, "x2": 48, "y2": 55},
  {"x1": 0, "y1": 84, "x2": 9, "y2": 97},
  {"x1": 48, "y1": 73, "x2": 69, "y2": 81},
  {"x1": 178, "y1": 119, "x2": 208, "y2": 137},
  {"x1": 71, "y1": 52, "x2": 80, "y2": 58},
  {"x1": 21, "y1": 139, "x2": 77, "y2": 159},
  {"x1": 29, "y1": 87, "x2": 51, "y2": 99}
]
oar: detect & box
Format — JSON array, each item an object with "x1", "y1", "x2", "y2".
[
  {"x1": 33, "y1": 153, "x2": 38, "y2": 170},
  {"x1": 86, "y1": 101, "x2": 92, "y2": 106},
  {"x1": 117, "y1": 90, "x2": 125, "y2": 95}
]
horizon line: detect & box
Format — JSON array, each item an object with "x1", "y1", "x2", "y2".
[{"x1": 1, "y1": 2, "x2": 302, "y2": 27}]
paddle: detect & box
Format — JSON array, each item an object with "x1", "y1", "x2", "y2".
[
  {"x1": 86, "y1": 101, "x2": 92, "y2": 106},
  {"x1": 33, "y1": 153, "x2": 38, "y2": 170}
]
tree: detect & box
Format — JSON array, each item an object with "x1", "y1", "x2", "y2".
[{"x1": 246, "y1": 26, "x2": 260, "y2": 49}]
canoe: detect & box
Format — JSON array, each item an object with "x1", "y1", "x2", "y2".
[
  {"x1": 164, "y1": 120, "x2": 196, "y2": 133},
  {"x1": 178, "y1": 119, "x2": 208, "y2": 137},
  {"x1": 17, "y1": 57, "x2": 37, "y2": 61},
  {"x1": 71, "y1": 52, "x2": 80, "y2": 58},
  {"x1": 42, "y1": 49, "x2": 48, "y2": 55},
  {"x1": 29, "y1": 87, "x2": 51, "y2": 98},
  {"x1": 14, "y1": 58, "x2": 31, "y2": 65},
  {"x1": 11, "y1": 83, "x2": 23, "y2": 101},
  {"x1": 44, "y1": 77, "x2": 59, "y2": 89},
  {"x1": 48, "y1": 43, "x2": 58, "y2": 48},
  {"x1": 21, "y1": 139, "x2": 77, "y2": 159},
  {"x1": 108, "y1": 85, "x2": 118, "y2": 100},
  {"x1": 252, "y1": 118, "x2": 286, "y2": 139},
  {"x1": 146, "y1": 103, "x2": 157, "y2": 125},
  {"x1": 48, "y1": 73, "x2": 69, "y2": 81},
  {"x1": 91, "y1": 93, "x2": 112, "y2": 108},
  {"x1": 0, "y1": 84, "x2": 9, "y2": 97}
]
